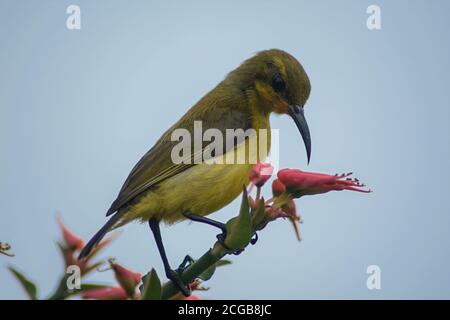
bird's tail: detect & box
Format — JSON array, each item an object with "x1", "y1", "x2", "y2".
[{"x1": 78, "y1": 213, "x2": 122, "y2": 260}]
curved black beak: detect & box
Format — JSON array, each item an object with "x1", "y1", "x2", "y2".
[{"x1": 288, "y1": 105, "x2": 312, "y2": 164}]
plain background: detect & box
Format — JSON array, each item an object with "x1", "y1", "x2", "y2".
[{"x1": 1, "y1": 0, "x2": 450, "y2": 299}]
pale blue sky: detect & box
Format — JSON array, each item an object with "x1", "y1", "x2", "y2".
[{"x1": 1, "y1": 0, "x2": 450, "y2": 299}]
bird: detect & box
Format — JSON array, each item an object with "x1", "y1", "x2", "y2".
[{"x1": 79, "y1": 49, "x2": 312, "y2": 295}]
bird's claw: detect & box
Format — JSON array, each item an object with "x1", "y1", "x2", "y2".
[
  {"x1": 216, "y1": 233, "x2": 244, "y2": 255},
  {"x1": 250, "y1": 232, "x2": 258, "y2": 245},
  {"x1": 216, "y1": 232, "x2": 226, "y2": 244},
  {"x1": 167, "y1": 269, "x2": 191, "y2": 297}
]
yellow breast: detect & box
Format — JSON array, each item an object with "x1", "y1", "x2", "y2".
[{"x1": 122, "y1": 127, "x2": 270, "y2": 225}]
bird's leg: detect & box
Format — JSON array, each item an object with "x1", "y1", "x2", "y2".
[
  {"x1": 183, "y1": 211, "x2": 227, "y2": 233},
  {"x1": 148, "y1": 219, "x2": 191, "y2": 297},
  {"x1": 183, "y1": 211, "x2": 244, "y2": 255}
]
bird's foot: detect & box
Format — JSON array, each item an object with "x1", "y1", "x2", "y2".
[
  {"x1": 176, "y1": 255, "x2": 195, "y2": 274},
  {"x1": 183, "y1": 211, "x2": 244, "y2": 254},
  {"x1": 216, "y1": 233, "x2": 244, "y2": 255},
  {"x1": 166, "y1": 269, "x2": 191, "y2": 297}
]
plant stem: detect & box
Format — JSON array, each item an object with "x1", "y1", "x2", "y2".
[
  {"x1": 161, "y1": 242, "x2": 227, "y2": 300},
  {"x1": 256, "y1": 187, "x2": 261, "y2": 200}
]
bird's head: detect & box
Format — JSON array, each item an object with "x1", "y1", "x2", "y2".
[{"x1": 226, "y1": 49, "x2": 312, "y2": 163}]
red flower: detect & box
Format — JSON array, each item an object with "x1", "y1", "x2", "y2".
[
  {"x1": 272, "y1": 179, "x2": 286, "y2": 197},
  {"x1": 56, "y1": 217, "x2": 114, "y2": 276},
  {"x1": 82, "y1": 287, "x2": 128, "y2": 300},
  {"x1": 110, "y1": 260, "x2": 141, "y2": 298},
  {"x1": 277, "y1": 169, "x2": 371, "y2": 197},
  {"x1": 249, "y1": 162, "x2": 274, "y2": 188},
  {"x1": 57, "y1": 217, "x2": 85, "y2": 251}
]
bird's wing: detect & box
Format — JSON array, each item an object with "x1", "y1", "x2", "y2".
[{"x1": 106, "y1": 89, "x2": 251, "y2": 216}]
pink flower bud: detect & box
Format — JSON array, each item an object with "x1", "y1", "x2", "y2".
[
  {"x1": 57, "y1": 217, "x2": 85, "y2": 251},
  {"x1": 110, "y1": 260, "x2": 141, "y2": 297},
  {"x1": 271, "y1": 179, "x2": 286, "y2": 197},
  {"x1": 249, "y1": 162, "x2": 274, "y2": 187},
  {"x1": 82, "y1": 287, "x2": 128, "y2": 300}
]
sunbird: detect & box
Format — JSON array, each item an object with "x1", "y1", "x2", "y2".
[{"x1": 79, "y1": 49, "x2": 312, "y2": 295}]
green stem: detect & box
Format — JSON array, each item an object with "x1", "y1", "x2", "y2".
[
  {"x1": 256, "y1": 187, "x2": 261, "y2": 200},
  {"x1": 161, "y1": 242, "x2": 228, "y2": 300}
]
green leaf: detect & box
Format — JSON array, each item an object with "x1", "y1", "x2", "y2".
[
  {"x1": 197, "y1": 258, "x2": 231, "y2": 281},
  {"x1": 140, "y1": 268, "x2": 161, "y2": 300},
  {"x1": 8, "y1": 265, "x2": 38, "y2": 300},
  {"x1": 215, "y1": 259, "x2": 232, "y2": 267},
  {"x1": 224, "y1": 186, "x2": 253, "y2": 250},
  {"x1": 198, "y1": 264, "x2": 216, "y2": 281},
  {"x1": 198, "y1": 258, "x2": 231, "y2": 281}
]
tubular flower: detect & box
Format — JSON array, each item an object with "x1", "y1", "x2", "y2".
[
  {"x1": 109, "y1": 260, "x2": 141, "y2": 298},
  {"x1": 82, "y1": 287, "x2": 128, "y2": 300},
  {"x1": 249, "y1": 162, "x2": 274, "y2": 188},
  {"x1": 272, "y1": 179, "x2": 286, "y2": 197},
  {"x1": 56, "y1": 217, "x2": 114, "y2": 276},
  {"x1": 277, "y1": 169, "x2": 371, "y2": 198},
  {"x1": 57, "y1": 217, "x2": 85, "y2": 251},
  {"x1": 60, "y1": 245, "x2": 106, "y2": 276}
]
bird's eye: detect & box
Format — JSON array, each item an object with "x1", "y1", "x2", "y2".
[{"x1": 272, "y1": 75, "x2": 286, "y2": 93}]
